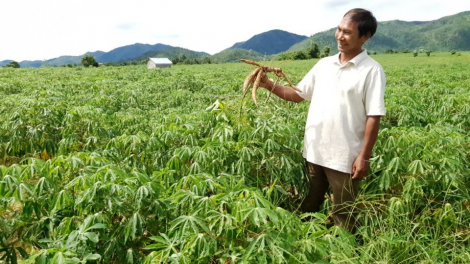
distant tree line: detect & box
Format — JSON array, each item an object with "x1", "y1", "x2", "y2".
[
  {"x1": 276, "y1": 42, "x2": 331, "y2": 61},
  {"x1": 95, "y1": 54, "x2": 215, "y2": 67},
  {"x1": 386, "y1": 48, "x2": 434, "y2": 57},
  {"x1": 7, "y1": 47, "x2": 463, "y2": 69},
  {"x1": 3, "y1": 61, "x2": 20, "y2": 68},
  {"x1": 81, "y1": 55, "x2": 99, "y2": 67},
  {"x1": 170, "y1": 54, "x2": 213, "y2": 65}
]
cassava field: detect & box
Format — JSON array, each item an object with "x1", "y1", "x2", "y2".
[{"x1": 1, "y1": 52, "x2": 469, "y2": 263}]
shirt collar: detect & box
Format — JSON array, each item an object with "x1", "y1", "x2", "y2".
[{"x1": 334, "y1": 49, "x2": 368, "y2": 66}]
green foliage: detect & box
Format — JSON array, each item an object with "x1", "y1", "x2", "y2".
[
  {"x1": 293, "y1": 51, "x2": 308, "y2": 60},
  {"x1": 171, "y1": 55, "x2": 212, "y2": 65},
  {"x1": 0, "y1": 53, "x2": 469, "y2": 263},
  {"x1": 386, "y1": 49, "x2": 399, "y2": 54},
  {"x1": 81, "y1": 55, "x2": 98, "y2": 67},
  {"x1": 323, "y1": 46, "x2": 331, "y2": 57},
  {"x1": 277, "y1": 41, "x2": 321, "y2": 61},
  {"x1": 306, "y1": 42, "x2": 320, "y2": 59},
  {"x1": 4, "y1": 61, "x2": 20, "y2": 68}
]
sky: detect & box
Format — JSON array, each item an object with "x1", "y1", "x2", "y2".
[{"x1": 1, "y1": 0, "x2": 469, "y2": 62}]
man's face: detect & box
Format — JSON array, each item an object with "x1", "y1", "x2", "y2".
[{"x1": 335, "y1": 16, "x2": 370, "y2": 55}]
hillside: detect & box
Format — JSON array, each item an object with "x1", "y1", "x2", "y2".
[
  {"x1": 135, "y1": 47, "x2": 209, "y2": 62},
  {"x1": 94, "y1": 43, "x2": 173, "y2": 63},
  {"x1": 289, "y1": 11, "x2": 470, "y2": 53},
  {"x1": 211, "y1": 49, "x2": 267, "y2": 63},
  {"x1": 0, "y1": 60, "x2": 13, "y2": 67},
  {"x1": 229, "y1": 29, "x2": 307, "y2": 55},
  {"x1": 0, "y1": 59, "x2": 43, "y2": 68}
]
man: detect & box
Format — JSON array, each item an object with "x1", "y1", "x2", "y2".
[{"x1": 259, "y1": 8, "x2": 386, "y2": 231}]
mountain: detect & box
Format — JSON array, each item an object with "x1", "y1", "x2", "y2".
[
  {"x1": 229, "y1": 29, "x2": 307, "y2": 55},
  {"x1": 94, "y1": 43, "x2": 173, "y2": 62},
  {"x1": 0, "y1": 60, "x2": 13, "y2": 67},
  {"x1": 289, "y1": 11, "x2": 470, "y2": 53},
  {"x1": 2, "y1": 43, "x2": 176, "y2": 68},
  {"x1": 0, "y1": 59, "x2": 41, "y2": 68}
]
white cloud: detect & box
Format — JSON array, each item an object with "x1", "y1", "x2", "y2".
[{"x1": 117, "y1": 23, "x2": 139, "y2": 31}]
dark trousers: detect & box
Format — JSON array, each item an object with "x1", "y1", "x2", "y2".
[{"x1": 301, "y1": 161, "x2": 359, "y2": 232}]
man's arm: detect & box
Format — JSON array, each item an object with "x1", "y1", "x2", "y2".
[
  {"x1": 259, "y1": 75, "x2": 304, "y2": 103},
  {"x1": 351, "y1": 115, "x2": 381, "y2": 180}
]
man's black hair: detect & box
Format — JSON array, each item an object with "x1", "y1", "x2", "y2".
[{"x1": 344, "y1": 8, "x2": 377, "y2": 38}]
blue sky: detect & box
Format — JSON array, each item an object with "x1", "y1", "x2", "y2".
[{"x1": 1, "y1": 0, "x2": 468, "y2": 61}]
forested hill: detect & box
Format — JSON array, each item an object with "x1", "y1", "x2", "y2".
[
  {"x1": 229, "y1": 30, "x2": 307, "y2": 55},
  {"x1": 289, "y1": 11, "x2": 470, "y2": 53}
]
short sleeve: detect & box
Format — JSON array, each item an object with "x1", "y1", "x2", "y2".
[
  {"x1": 364, "y1": 66, "x2": 386, "y2": 116},
  {"x1": 296, "y1": 65, "x2": 317, "y2": 101}
]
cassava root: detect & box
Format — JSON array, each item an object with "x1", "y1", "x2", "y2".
[{"x1": 240, "y1": 59, "x2": 301, "y2": 105}]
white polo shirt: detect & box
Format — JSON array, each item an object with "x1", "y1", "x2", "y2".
[{"x1": 296, "y1": 50, "x2": 386, "y2": 173}]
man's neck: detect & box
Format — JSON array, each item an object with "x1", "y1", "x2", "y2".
[{"x1": 339, "y1": 49, "x2": 363, "y2": 65}]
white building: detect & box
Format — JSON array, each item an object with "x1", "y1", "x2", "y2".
[{"x1": 147, "y1": 58, "x2": 172, "y2": 69}]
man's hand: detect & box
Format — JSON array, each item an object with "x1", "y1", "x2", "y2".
[
  {"x1": 256, "y1": 74, "x2": 304, "y2": 103},
  {"x1": 258, "y1": 73, "x2": 272, "y2": 90},
  {"x1": 351, "y1": 156, "x2": 369, "y2": 180},
  {"x1": 352, "y1": 116, "x2": 381, "y2": 180}
]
